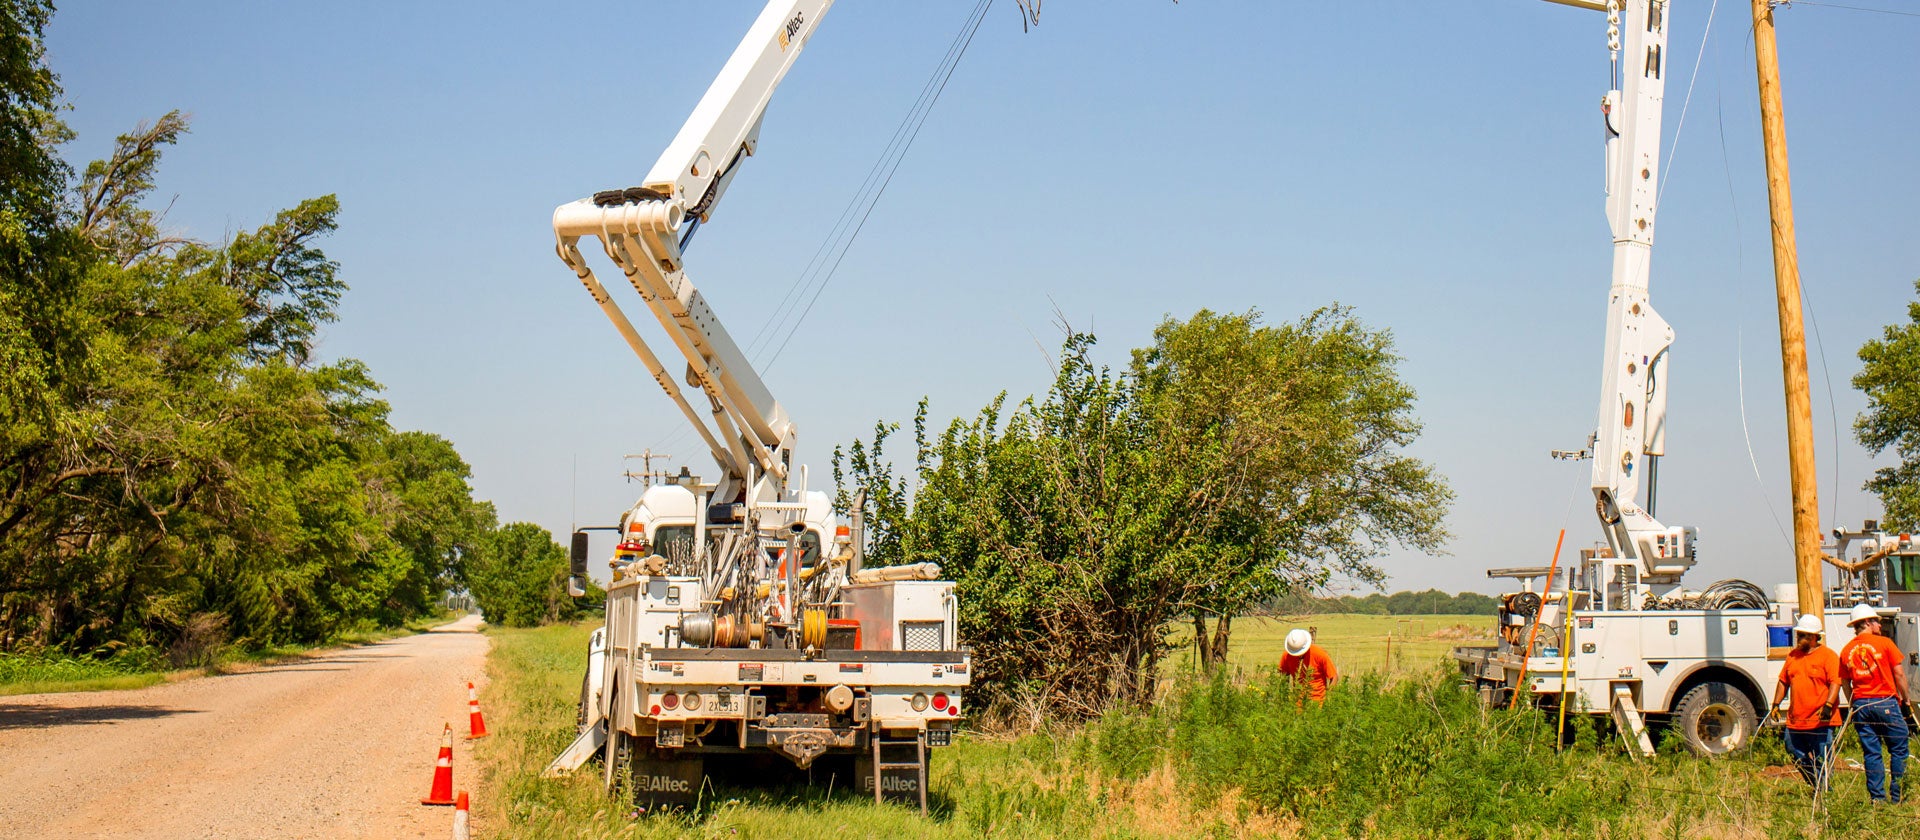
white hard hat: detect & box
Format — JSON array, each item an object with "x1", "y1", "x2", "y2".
[
  {"x1": 1792, "y1": 614, "x2": 1824, "y2": 636},
  {"x1": 1285, "y1": 628, "x2": 1312, "y2": 657},
  {"x1": 1848, "y1": 603, "x2": 1882, "y2": 628}
]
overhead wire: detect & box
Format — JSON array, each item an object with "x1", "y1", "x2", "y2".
[
  {"x1": 654, "y1": 1, "x2": 1000, "y2": 471},
  {"x1": 1657, "y1": 0, "x2": 1721, "y2": 204},
  {"x1": 1780, "y1": 0, "x2": 1920, "y2": 18},
  {"x1": 1738, "y1": 328, "x2": 1796, "y2": 551},
  {"x1": 757, "y1": 0, "x2": 996, "y2": 372},
  {"x1": 745, "y1": 0, "x2": 994, "y2": 360}
]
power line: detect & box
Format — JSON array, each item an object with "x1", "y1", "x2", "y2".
[
  {"x1": 1781, "y1": 0, "x2": 1920, "y2": 18},
  {"x1": 759, "y1": 0, "x2": 997, "y2": 372}
]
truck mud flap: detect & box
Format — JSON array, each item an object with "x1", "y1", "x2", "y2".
[{"x1": 631, "y1": 752, "x2": 706, "y2": 809}]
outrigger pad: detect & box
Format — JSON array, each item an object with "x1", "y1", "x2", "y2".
[{"x1": 541, "y1": 721, "x2": 607, "y2": 778}]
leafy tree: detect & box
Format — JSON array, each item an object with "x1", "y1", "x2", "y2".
[
  {"x1": 1856, "y1": 279, "x2": 1920, "y2": 530},
  {"x1": 1132, "y1": 309, "x2": 1451, "y2": 666},
  {"x1": 0, "y1": 5, "x2": 496, "y2": 658},
  {"x1": 835, "y1": 309, "x2": 1451, "y2": 715},
  {"x1": 465, "y1": 523, "x2": 582, "y2": 628}
]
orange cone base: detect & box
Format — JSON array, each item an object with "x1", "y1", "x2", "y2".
[{"x1": 421, "y1": 795, "x2": 457, "y2": 806}]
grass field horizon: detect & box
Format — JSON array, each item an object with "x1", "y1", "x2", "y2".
[{"x1": 1165, "y1": 613, "x2": 1495, "y2": 678}]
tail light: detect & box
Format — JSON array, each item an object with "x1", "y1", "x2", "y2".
[
  {"x1": 662, "y1": 692, "x2": 679, "y2": 710},
  {"x1": 931, "y1": 692, "x2": 949, "y2": 711}
]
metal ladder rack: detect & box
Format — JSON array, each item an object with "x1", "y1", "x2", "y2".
[{"x1": 870, "y1": 729, "x2": 928, "y2": 813}]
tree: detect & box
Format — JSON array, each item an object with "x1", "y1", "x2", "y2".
[
  {"x1": 1856, "y1": 279, "x2": 1920, "y2": 531},
  {"x1": 0, "y1": 5, "x2": 495, "y2": 656},
  {"x1": 1131, "y1": 308, "x2": 1452, "y2": 668},
  {"x1": 464, "y1": 522, "x2": 582, "y2": 628},
  {"x1": 835, "y1": 309, "x2": 1451, "y2": 716}
]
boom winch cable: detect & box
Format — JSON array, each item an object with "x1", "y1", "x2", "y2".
[
  {"x1": 650, "y1": 1, "x2": 1000, "y2": 460},
  {"x1": 747, "y1": 0, "x2": 997, "y2": 371}
]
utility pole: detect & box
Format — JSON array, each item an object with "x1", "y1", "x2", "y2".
[
  {"x1": 1749, "y1": 0, "x2": 1823, "y2": 619},
  {"x1": 623, "y1": 449, "x2": 675, "y2": 486}
]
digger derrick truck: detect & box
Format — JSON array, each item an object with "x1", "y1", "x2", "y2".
[
  {"x1": 539, "y1": 0, "x2": 965, "y2": 811},
  {"x1": 1454, "y1": 0, "x2": 1919, "y2": 757}
]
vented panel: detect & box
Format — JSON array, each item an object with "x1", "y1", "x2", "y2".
[{"x1": 900, "y1": 620, "x2": 944, "y2": 651}]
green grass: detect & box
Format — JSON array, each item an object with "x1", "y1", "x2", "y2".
[
  {"x1": 0, "y1": 609, "x2": 463, "y2": 696},
  {"x1": 476, "y1": 622, "x2": 1280, "y2": 839},
  {"x1": 482, "y1": 619, "x2": 1920, "y2": 839},
  {"x1": 0, "y1": 653, "x2": 170, "y2": 696}
]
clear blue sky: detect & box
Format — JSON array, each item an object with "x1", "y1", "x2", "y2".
[{"x1": 47, "y1": 2, "x2": 1920, "y2": 595}]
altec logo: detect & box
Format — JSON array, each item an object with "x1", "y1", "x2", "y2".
[
  {"x1": 640, "y1": 775, "x2": 693, "y2": 793},
  {"x1": 778, "y1": 11, "x2": 806, "y2": 50},
  {"x1": 863, "y1": 775, "x2": 919, "y2": 793}
]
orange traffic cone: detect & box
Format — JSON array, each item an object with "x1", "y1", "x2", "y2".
[
  {"x1": 465, "y1": 682, "x2": 489, "y2": 740},
  {"x1": 421, "y1": 723, "x2": 456, "y2": 806},
  {"x1": 452, "y1": 790, "x2": 471, "y2": 840}
]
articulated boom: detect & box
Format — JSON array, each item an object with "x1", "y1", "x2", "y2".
[{"x1": 551, "y1": 0, "x2": 834, "y2": 510}]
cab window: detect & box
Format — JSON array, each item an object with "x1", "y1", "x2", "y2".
[{"x1": 652, "y1": 525, "x2": 695, "y2": 564}]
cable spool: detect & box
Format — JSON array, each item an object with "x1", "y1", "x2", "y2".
[
  {"x1": 800, "y1": 609, "x2": 828, "y2": 650},
  {"x1": 1699, "y1": 579, "x2": 1769, "y2": 610},
  {"x1": 1516, "y1": 621, "x2": 1560, "y2": 656},
  {"x1": 712, "y1": 614, "x2": 739, "y2": 648},
  {"x1": 1509, "y1": 591, "x2": 1543, "y2": 619},
  {"x1": 680, "y1": 612, "x2": 717, "y2": 647}
]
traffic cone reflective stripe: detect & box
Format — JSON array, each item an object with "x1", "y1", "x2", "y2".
[
  {"x1": 452, "y1": 790, "x2": 471, "y2": 840},
  {"x1": 422, "y1": 723, "x2": 456, "y2": 806},
  {"x1": 466, "y1": 682, "x2": 489, "y2": 739}
]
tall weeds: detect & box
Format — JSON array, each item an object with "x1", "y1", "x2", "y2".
[{"x1": 1085, "y1": 669, "x2": 1920, "y2": 839}]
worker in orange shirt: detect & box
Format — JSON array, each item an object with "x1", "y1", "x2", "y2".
[
  {"x1": 1279, "y1": 628, "x2": 1337, "y2": 703},
  {"x1": 1770, "y1": 614, "x2": 1843, "y2": 789},
  {"x1": 1840, "y1": 603, "x2": 1913, "y2": 804}
]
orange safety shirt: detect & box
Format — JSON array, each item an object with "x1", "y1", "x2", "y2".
[
  {"x1": 1278, "y1": 645, "x2": 1337, "y2": 702},
  {"x1": 1779, "y1": 645, "x2": 1843, "y2": 730},
  {"x1": 1841, "y1": 633, "x2": 1905, "y2": 699}
]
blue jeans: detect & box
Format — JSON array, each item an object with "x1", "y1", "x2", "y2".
[
  {"x1": 1854, "y1": 696, "x2": 1910, "y2": 802},
  {"x1": 1784, "y1": 726, "x2": 1836, "y2": 789}
]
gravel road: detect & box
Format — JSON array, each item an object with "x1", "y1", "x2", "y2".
[{"x1": 0, "y1": 614, "x2": 491, "y2": 839}]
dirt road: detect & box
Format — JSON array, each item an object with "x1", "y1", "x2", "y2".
[{"x1": 0, "y1": 615, "x2": 490, "y2": 839}]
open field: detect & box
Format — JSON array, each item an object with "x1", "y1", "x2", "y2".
[
  {"x1": 1164, "y1": 613, "x2": 1495, "y2": 677},
  {"x1": 477, "y1": 620, "x2": 1920, "y2": 839}
]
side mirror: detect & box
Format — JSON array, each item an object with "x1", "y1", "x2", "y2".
[{"x1": 569, "y1": 531, "x2": 590, "y2": 597}]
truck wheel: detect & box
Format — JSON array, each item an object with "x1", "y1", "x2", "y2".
[
  {"x1": 603, "y1": 694, "x2": 633, "y2": 795},
  {"x1": 1671, "y1": 682, "x2": 1758, "y2": 756}
]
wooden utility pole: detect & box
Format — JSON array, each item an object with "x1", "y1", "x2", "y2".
[
  {"x1": 623, "y1": 449, "x2": 674, "y2": 486},
  {"x1": 1750, "y1": 0, "x2": 1824, "y2": 619}
]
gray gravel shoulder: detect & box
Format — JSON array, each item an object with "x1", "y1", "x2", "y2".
[{"x1": 0, "y1": 614, "x2": 490, "y2": 840}]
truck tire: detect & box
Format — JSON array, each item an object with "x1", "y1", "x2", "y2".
[
  {"x1": 1671, "y1": 681, "x2": 1758, "y2": 756},
  {"x1": 603, "y1": 693, "x2": 633, "y2": 795}
]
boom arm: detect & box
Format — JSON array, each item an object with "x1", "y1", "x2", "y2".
[
  {"x1": 552, "y1": 1, "x2": 834, "y2": 506},
  {"x1": 1557, "y1": 0, "x2": 1696, "y2": 583}
]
